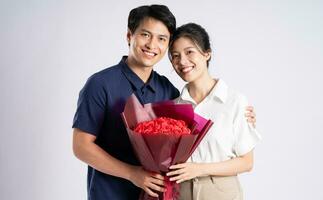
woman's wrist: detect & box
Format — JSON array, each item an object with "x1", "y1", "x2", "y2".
[{"x1": 199, "y1": 163, "x2": 213, "y2": 177}]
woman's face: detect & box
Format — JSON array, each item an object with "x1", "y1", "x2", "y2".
[{"x1": 170, "y1": 37, "x2": 210, "y2": 83}]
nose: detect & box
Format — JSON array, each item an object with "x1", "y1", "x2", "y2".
[
  {"x1": 179, "y1": 54, "x2": 190, "y2": 66},
  {"x1": 145, "y1": 37, "x2": 157, "y2": 49}
]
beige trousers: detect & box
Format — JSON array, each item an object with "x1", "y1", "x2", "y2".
[{"x1": 178, "y1": 176, "x2": 243, "y2": 200}]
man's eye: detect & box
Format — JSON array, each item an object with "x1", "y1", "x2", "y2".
[
  {"x1": 141, "y1": 33, "x2": 149, "y2": 37},
  {"x1": 159, "y1": 37, "x2": 167, "y2": 42}
]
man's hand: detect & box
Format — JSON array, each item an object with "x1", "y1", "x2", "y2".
[
  {"x1": 129, "y1": 166, "x2": 165, "y2": 198},
  {"x1": 245, "y1": 106, "x2": 256, "y2": 128}
]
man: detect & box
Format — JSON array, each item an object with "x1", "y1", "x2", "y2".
[
  {"x1": 73, "y1": 5, "x2": 178, "y2": 200},
  {"x1": 72, "y1": 4, "x2": 256, "y2": 200}
]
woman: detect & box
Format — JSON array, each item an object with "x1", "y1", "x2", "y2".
[{"x1": 166, "y1": 23, "x2": 261, "y2": 200}]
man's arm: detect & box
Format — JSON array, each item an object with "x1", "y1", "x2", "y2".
[
  {"x1": 72, "y1": 128, "x2": 165, "y2": 197},
  {"x1": 245, "y1": 106, "x2": 256, "y2": 127}
]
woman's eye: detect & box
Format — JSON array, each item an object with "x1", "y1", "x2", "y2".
[{"x1": 172, "y1": 54, "x2": 179, "y2": 59}]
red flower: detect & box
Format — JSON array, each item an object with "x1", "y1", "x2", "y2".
[{"x1": 134, "y1": 117, "x2": 191, "y2": 135}]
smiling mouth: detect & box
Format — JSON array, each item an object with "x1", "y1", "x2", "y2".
[
  {"x1": 180, "y1": 66, "x2": 194, "y2": 74},
  {"x1": 142, "y1": 49, "x2": 157, "y2": 58}
]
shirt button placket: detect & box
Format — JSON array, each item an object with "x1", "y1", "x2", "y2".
[{"x1": 139, "y1": 87, "x2": 146, "y2": 103}]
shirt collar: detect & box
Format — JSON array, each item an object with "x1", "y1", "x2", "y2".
[
  {"x1": 179, "y1": 79, "x2": 228, "y2": 104},
  {"x1": 119, "y1": 56, "x2": 156, "y2": 92},
  {"x1": 179, "y1": 85, "x2": 195, "y2": 104},
  {"x1": 209, "y1": 79, "x2": 228, "y2": 103}
]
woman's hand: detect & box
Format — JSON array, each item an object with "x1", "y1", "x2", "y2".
[
  {"x1": 129, "y1": 166, "x2": 165, "y2": 197},
  {"x1": 166, "y1": 151, "x2": 254, "y2": 184},
  {"x1": 245, "y1": 106, "x2": 256, "y2": 127},
  {"x1": 166, "y1": 163, "x2": 204, "y2": 183}
]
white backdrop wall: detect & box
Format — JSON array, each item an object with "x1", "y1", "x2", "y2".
[{"x1": 1, "y1": 0, "x2": 322, "y2": 199}]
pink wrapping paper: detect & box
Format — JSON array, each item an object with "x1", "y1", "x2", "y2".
[{"x1": 121, "y1": 94, "x2": 213, "y2": 200}]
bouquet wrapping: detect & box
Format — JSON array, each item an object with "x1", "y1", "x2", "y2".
[{"x1": 121, "y1": 94, "x2": 213, "y2": 200}]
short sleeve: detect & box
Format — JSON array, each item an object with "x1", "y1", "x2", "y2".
[
  {"x1": 233, "y1": 95, "x2": 262, "y2": 156},
  {"x1": 72, "y1": 75, "x2": 107, "y2": 136}
]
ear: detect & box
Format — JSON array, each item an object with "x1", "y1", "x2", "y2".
[
  {"x1": 126, "y1": 29, "x2": 132, "y2": 46},
  {"x1": 205, "y1": 50, "x2": 211, "y2": 61}
]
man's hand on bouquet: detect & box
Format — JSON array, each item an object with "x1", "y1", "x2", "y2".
[
  {"x1": 129, "y1": 166, "x2": 166, "y2": 197},
  {"x1": 167, "y1": 162, "x2": 203, "y2": 184},
  {"x1": 245, "y1": 106, "x2": 256, "y2": 128}
]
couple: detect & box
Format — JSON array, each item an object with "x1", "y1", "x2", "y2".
[{"x1": 72, "y1": 4, "x2": 261, "y2": 200}]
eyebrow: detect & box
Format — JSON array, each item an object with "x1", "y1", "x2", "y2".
[
  {"x1": 140, "y1": 29, "x2": 169, "y2": 39},
  {"x1": 171, "y1": 46, "x2": 197, "y2": 53},
  {"x1": 184, "y1": 47, "x2": 196, "y2": 50}
]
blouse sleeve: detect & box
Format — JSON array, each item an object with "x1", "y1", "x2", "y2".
[{"x1": 233, "y1": 94, "x2": 262, "y2": 156}]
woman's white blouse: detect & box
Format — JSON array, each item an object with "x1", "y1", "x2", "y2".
[{"x1": 175, "y1": 79, "x2": 262, "y2": 163}]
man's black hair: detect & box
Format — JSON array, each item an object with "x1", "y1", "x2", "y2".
[{"x1": 128, "y1": 5, "x2": 176, "y2": 36}]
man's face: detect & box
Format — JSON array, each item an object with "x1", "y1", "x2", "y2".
[{"x1": 127, "y1": 17, "x2": 170, "y2": 68}]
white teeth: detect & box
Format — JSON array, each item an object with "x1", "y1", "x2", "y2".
[
  {"x1": 181, "y1": 66, "x2": 193, "y2": 73},
  {"x1": 143, "y1": 50, "x2": 155, "y2": 57}
]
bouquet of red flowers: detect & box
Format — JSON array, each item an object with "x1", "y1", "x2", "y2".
[{"x1": 121, "y1": 94, "x2": 213, "y2": 200}]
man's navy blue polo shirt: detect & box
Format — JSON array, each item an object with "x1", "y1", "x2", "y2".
[{"x1": 73, "y1": 57, "x2": 179, "y2": 200}]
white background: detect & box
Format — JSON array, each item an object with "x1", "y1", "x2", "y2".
[{"x1": 1, "y1": 0, "x2": 323, "y2": 199}]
